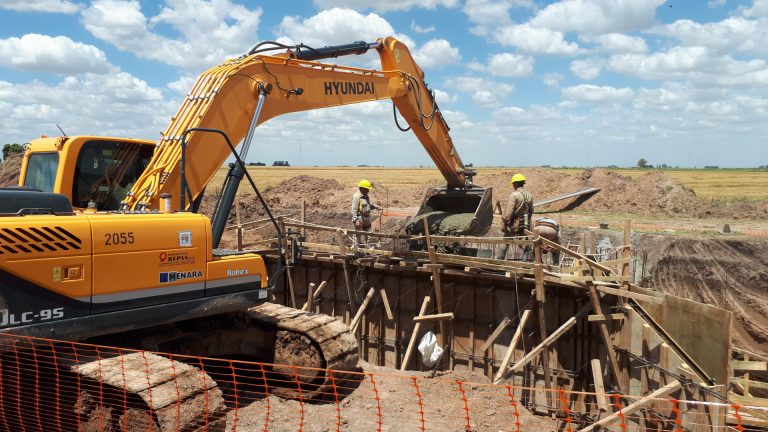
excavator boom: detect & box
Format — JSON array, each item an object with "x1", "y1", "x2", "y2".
[{"x1": 123, "y1": 37, "x2": 483, "y2": 215}]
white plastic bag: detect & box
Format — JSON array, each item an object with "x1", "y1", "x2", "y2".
[{"x1": 418, "y1": 331, "x2": 444, "y2": 368}]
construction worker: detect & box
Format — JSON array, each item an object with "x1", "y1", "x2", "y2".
[
  {"x1": 496, "y1": 173, "x2": 534, "y2": 260},
  {"x1": 351, "y1": 179, "x2": 380, "y2": 245}
]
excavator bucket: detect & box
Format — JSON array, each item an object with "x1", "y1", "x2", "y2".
[{"x1": 405, "y1": 187, "x2": 493, "y2": 237}]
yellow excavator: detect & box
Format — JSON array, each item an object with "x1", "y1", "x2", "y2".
[{"x1": 1, "y1": 37, "x2": 492, "y2": 426}]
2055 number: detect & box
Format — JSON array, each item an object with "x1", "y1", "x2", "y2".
[{"x1": 104, "y1": 232, "x2": 135, "y2": 245}]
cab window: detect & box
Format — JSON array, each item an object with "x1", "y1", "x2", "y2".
[
  {"x1": 23, "y1": 152, "x2": 59, "y2": 192},
  {"x1": 72, "y1": 141, "x2": 153, "y2": 210}
]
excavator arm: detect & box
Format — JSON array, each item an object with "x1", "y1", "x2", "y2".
[{"x1": 123, "y1": 37, "x2": 474, "y2": 212}]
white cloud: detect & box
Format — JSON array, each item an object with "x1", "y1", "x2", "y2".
[
  {"x1": 312, "y1": 0, "x2": 459, "y2": 13},
  {"x1": 0, "y1": 34, "x2": 111, "y2": 74},
  {"x1": 0, "y1": 73, "x2": 174, "y2": 143},
  {"x1": 81, "y1": 0, "x2": 262, "y2": 71},
  {"x1": 530, "y1": 0, "x2": 667, "y2": 35},
  {"x1": 444, "y1": 76, "x2": 515, "y2": 107},
  {"x1": 607, "y1": 46, "x2": 768, "y2": 87},
  {"x1": 411, "y1": 20, "x2": 435, "y2": 34},
  {"x1": 412, "y1": 39, "x2": 461, "y2": 69},
  {"x1": 167, "y1": 75, "x2": 197, "y2": 95},
  {"x1": 487, "y1": 53, "x2": 534, "y2": 77},
  {"x1": 562, "y1": 84, "x2": 634, "y2": 103},
  {"x1": 276, "y1": 8, "x2": 411, "y2": 49},
  {"x1": 580, "y1": 33, "x2": 648, "y2": 53},
  {"x1": 495, "y1": 23, "x2": 580, "y2": 55},
  {"x1": 707, "y1": 0, "x2": 726, "y2": 7},
  {"x1": 543, "y1": 72, "x2": 564, "y2": 89},
  {"x1": 0, "y1": 0, "x2": 80, "y2": 14},
  {"x1": 434, "y1": 89, "x2": 457, "y2": 104},
  {"x1": 463, "y1": 0, "x2": 535, "y2": 36},
  {"x1": 650, "y1": 17, "x2": 768, "y2": 56},
  {"x1": 570, "y1": 58, "x2": 604, "y2": 80},
  {"x1": 739, "y1": 0, "x2": 768, "y2": 17}
]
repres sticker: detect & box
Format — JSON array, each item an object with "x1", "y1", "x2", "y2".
[{"x1": 179, "y1": 230, "x2": 192, "y2": 247}]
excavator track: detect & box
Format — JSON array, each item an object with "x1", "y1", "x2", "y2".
[{"x1": 246, "y1": 302, "x2": 361, "y2": 400}]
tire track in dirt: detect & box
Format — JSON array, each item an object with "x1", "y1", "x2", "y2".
[{"x1": 642, "y1": 237, "x2": 768, "y2": 352}]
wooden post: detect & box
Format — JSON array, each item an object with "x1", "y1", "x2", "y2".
[
  {"x1": 579, "y1": 380, "x2": 682, "y2": 432},
  {"x1": 279, "y1": 217, "x2": 297, "y2": 308},
  {"x1": 620, "y1": 219, "x2": 632, "y2": 301},
  {"x1": 412, "y1": 313, "x2": 454, "y2": 323},
  {"x1": 350, "y1": 287, "x2": 376, "y2": 333},
  {"x1": 480, "y1": 317, "x2": 512, "y2": 353},
  {"x1": 379, "y1": 288, "x2": 394, "y2": 321},
  {"x1": 302, "y1": 283, "x2": 316, "y2": 311},
  {"x1": 401, "y1": 295, "x2": 431, "y2": 371},
  {"x1": 494, "y1": 310, "x2": 531, "y2": 383},
  {"x1": 587, "y1": 284, "x2": 624, "y2": 393},
  {"x1": 590, "y1": 359, "x2": 609, "y2": 412},
  {"x1": 508, "y1": 302, "x2": 592, "y2": 375},
  {"x1": 301, "y1": 199, "x2": 306, "y2": 239},
  {"x1": 422, "y1": 219, "x2": 445, "y2": 348},
  {"x1": 312, "y1": 281, "x2": 328, "y2": 301},
  {"x1": 336, "y1": 229, "x2": 356, "y2": 311},
  {"x1": 534, "y1": 240, "x2": 552, "y2": 393}
]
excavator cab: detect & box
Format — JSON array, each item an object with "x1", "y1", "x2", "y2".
[{"x1": 19, "y1": 136, "x2": 155, "y2": 210}]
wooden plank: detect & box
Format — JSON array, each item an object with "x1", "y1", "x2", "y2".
[
  {"x1": 558, "y1": 275, "x2": 631, "y2": 282},
  {"x1": 301, "y1": 282, "x2": 316, "y2": 311},
  {"x1": 379, "y1": 288, "x2": 394, "y2": 321},
  {"x1": 533, "y1": 242, "x2": 552, "y2": 400},
  {"x1": 508, "y1": 302, "x2": 592, "y2": 374},
  {"x1": 400, "y1": 295, "x2": 431, "y2": 371},
  {"x1": 480, "y1": 317, "x2": 512, "y2": 353},
  {"x1": 729, "y1": 393, "x2": 768, "y2": 408},
  {"x1": 493, "y1": 310, "x2": 531, "y2": 383},
  {"x1": 350, "y1": 287, "x2": 376, "y2": 333},
  {"x1": 412, "y1": 312, "x2": 454, "y2": 323},
  {"x1": 337, "y1": 232, "x2": 356, "y2": 311},
  {"x1": 594, "y1": 285, "x2": 663, "y2": 304},
  {"x1": 579, "y1": 380, "x2": 682, "y2": 432},
  {"x1": 423, "y1": 218, "x2": 445, "y2": 349},
  {"x1": 587, "y1": 313, "x2": 625, "y2": 322},
  {"x1": 587, "y1": 285, "x2": 624, "y2": 393},
  {"x1": 732, "y1": 377, "x2": 768, "y2": 391},
  {"x1": 731, "y1": 360, "x2": 768, "y2": 371},
  {"x1": 590, "y1": 359, "x2": 609, "y2": 412}
]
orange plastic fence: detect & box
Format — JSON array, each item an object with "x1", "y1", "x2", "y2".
[{"x1": 0, "y1": 333, "x2": 759, "y2": 431}]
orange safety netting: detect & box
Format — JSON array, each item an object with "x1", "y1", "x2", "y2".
[{"x1": 0, "y1": 333, "x2": 760, "y2": 431}]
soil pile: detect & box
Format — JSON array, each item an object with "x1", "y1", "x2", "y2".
[
  {"x1": 639, "y1": 236, "x2": 768, "y2": 352},
  {"x1": 484, "y1": 168, "x2": 766, "y2": 219},
  {"x1": 0, "y1": 154, "x2": 22, "y2": 187}
]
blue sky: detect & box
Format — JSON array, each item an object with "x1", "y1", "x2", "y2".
[{"x1": 1, "y1": 0, "x2": 767, "y2": 168}]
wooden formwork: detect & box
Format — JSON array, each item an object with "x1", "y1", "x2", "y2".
[{"x1": 244, "y1": 218, "x2": 734, "y2": 429}]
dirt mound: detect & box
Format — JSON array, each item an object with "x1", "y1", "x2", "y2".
[
  {"x1": 0, "y1": 154, "x2": 22, "y2": 187},
  {"x1": 483, "y1": 168, "x2": 766, "y2": 219},
  {"x1": 484, "y1": 168, "x2": 704, "y2": 216},
  {"x1": 639, "y1": 236, "x2": 768, "y2": 353}
]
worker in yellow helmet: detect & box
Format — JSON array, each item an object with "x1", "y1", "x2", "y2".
[
  {"x1": 496, "y1": 173, "x2": 534, "y2": 260},
  {"x1": 351, "y1": 179, "x2": 381, "y2": 245}
]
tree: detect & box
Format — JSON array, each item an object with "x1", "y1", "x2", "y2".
[
  {"x1": 637, "y1": 158, "x2": 649, "y2": 168},
  {"x1": 2, "y1": 143, "x2": 23, "y2": 161}
]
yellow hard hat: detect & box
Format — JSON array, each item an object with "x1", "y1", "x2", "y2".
[
  {"x1": 358, "y1": 179, "x2": 372, "y2": 189},
  {"x1": 511, "y1": 173, "x2": 526, "y2": 183}
]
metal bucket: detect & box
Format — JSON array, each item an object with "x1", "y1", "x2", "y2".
[{"x1": 405, "y1": 187, "x2": 493, "y2": 236}]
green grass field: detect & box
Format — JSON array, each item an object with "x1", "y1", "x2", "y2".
[{"x1": 212, "y1": 166, "x2": 768, "y2": 202}]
